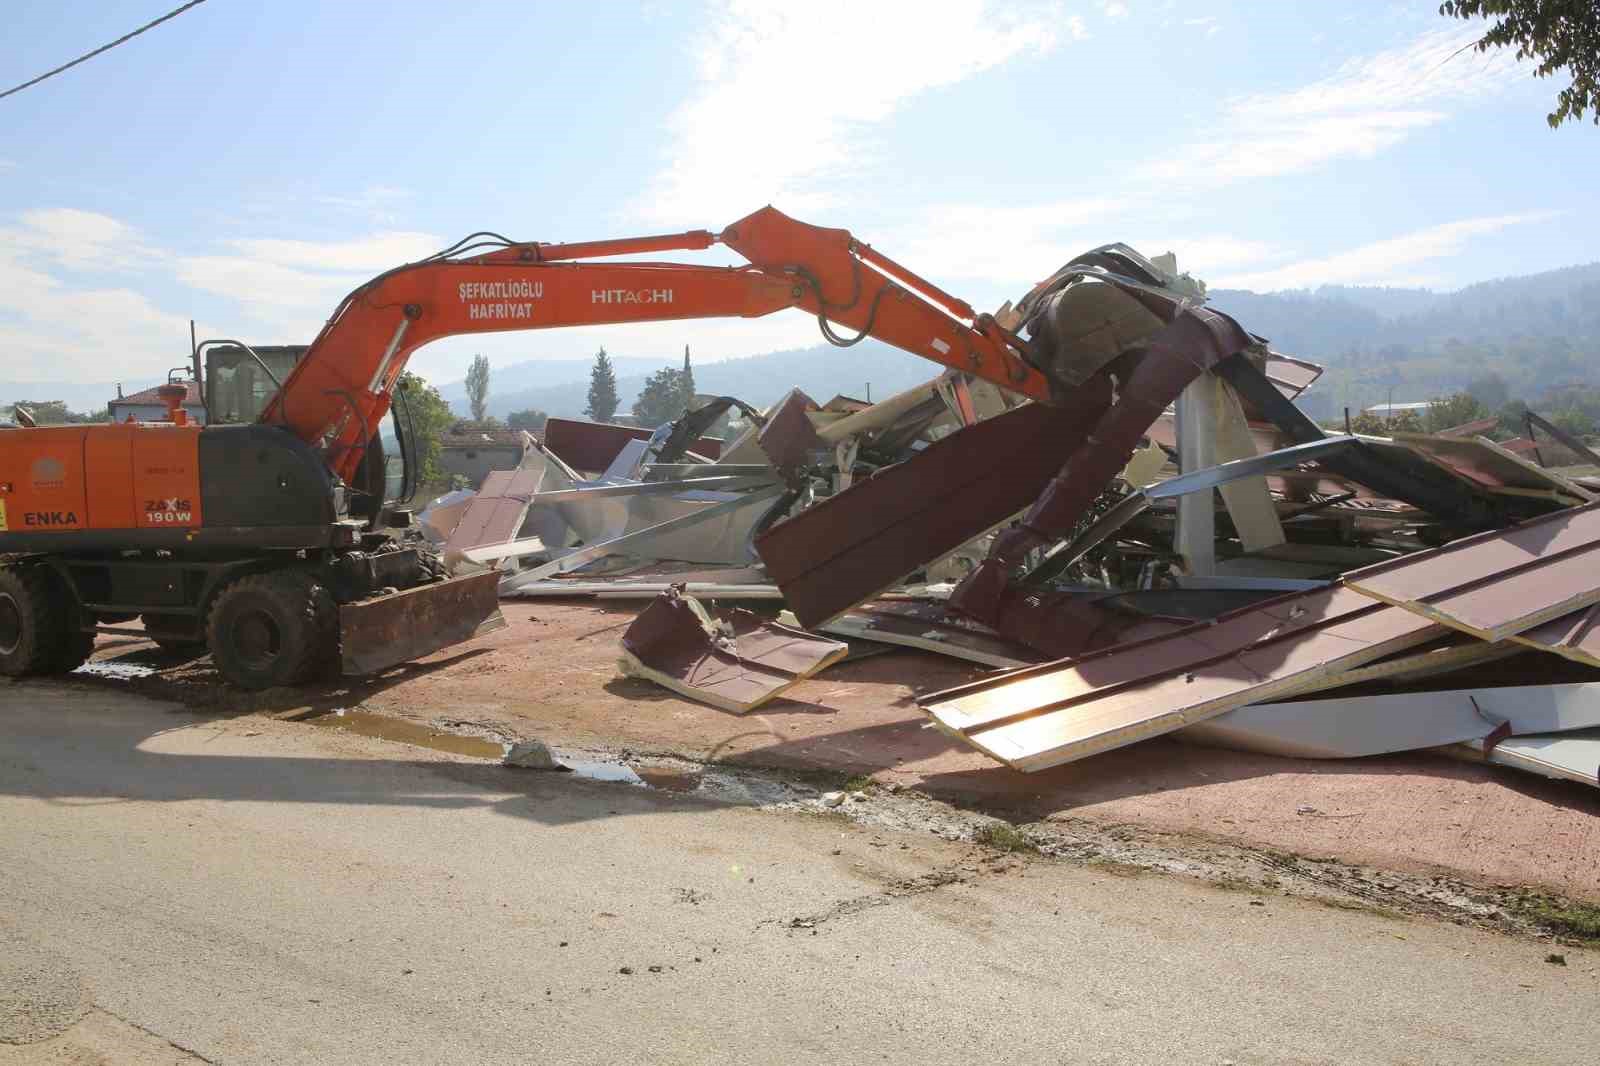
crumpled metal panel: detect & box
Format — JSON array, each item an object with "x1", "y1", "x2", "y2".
[
  {"x1": 757, "y1": 383, "x2": 1113, "y2": 628},
  {"x1": 620, "y1": 587, "x2": 847, "y2": 713}
]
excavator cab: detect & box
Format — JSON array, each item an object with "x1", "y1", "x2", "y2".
[{"x1": 202, "y1": 345, "x2": 307, "y2": 424}]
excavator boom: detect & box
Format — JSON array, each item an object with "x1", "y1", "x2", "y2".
[{"x1": 262, "y1": 206, "x2": 1052, "y2": 484}]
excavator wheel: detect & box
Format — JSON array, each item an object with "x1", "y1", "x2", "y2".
[
  {"x1": 206, "y1": 570, "x2": 338, "y2": 690},
  {"x1": 0, "y1": 563, "x2": 92, "y2": 677}
]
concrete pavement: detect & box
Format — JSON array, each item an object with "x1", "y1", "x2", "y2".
[{"x1": 3, "y1": 680, "x2": 1597, "y2": 1065}]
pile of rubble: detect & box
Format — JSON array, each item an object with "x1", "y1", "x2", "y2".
[{"x1": 421, "y1": 244, "x2": 1600, "y2": 792}]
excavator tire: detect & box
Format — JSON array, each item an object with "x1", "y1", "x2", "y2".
[
  {"x1": 206, "y1": 570, "x2": 337, "y2": 690},
  {"x1": 0, "y1": 563, "x2": 89, "y2": 677}
]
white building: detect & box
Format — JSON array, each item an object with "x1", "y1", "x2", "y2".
[{"x1": 1361, "y1": 401, "x2": 1432, "y2": 418}]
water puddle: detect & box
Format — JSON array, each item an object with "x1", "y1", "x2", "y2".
[
  {"x1": 634, "y1": 766, "x2": 704, "y2": 792},
  {"x1": 562, "y1": 758, "x2": 647, "y2": 787},
  {"x1": 74, "y1": 659, "x2": 158, "y2": 680},
  {"x1": 308, "y1": 710, "x2": 507, "y2": 759}
]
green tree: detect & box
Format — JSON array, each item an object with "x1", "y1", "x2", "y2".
[
  {"x1": 397, "y1": 371, "x2": 454, "y2": 485},
  {"x1": 679, "y1": 344, "x2": 696, "y2": 409},
  {"x1": 506, "y1": 408, "x2": 547, "y2": 432},
  {"x1": 1440, "y1": 0, "x2": 1600, "y2": 126},
  {"x1": 1550, "y1": 408, "x2": 1597, "y2": 437},
  {"x1": 1346, "y1": 409, "x2": 1424, "y2": 436},
  {"x1": 465, "y1": 354, "x2": 491, "y2": 421},
  {"x1": 585, "y1": 347, "x2": 619, "y2": 422},
  {"x1": 631, "y1": 365, "x2": 688, "y2": 428},
  {"x1": 1423, "y1": 392, "x2": 1489, "y2": 433}
]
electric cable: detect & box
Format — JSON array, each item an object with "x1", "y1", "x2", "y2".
[{"x1": 1, "y1": 0, "x2": 208, "y2": 101}]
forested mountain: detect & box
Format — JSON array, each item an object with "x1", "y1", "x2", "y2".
[
  {"x1": 1208, "y1": 262, "x2": 1600, "y2": 420},
  {"x1": 23, "y1": 262, "x2": 1587, "y2": 426}
]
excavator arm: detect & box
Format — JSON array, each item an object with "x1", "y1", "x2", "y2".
[{"x1": 260, "y1": 206, "x2": 1053, "y2": 485}]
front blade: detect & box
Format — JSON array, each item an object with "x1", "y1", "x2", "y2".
[{"x1": 339, "y1": 571, "x2": 507, "y2": 676}]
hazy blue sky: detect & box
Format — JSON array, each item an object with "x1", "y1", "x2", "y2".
[{"x1": 2, "y1": 0, "x2": 1594, "y2": 385}]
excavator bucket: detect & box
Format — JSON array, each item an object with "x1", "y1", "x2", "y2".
[{"x1": 338, "y1": 571, "x2": 507, "y2": 676}]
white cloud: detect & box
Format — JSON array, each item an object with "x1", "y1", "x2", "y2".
[
  {"x1": 1147, "y1": 26, "x2": 1527, "y2": 185},
  {"x1": 0, "y1": 213, "x2": 201, "y2": 382},
  {"x1": 223, "y1": 232, "x2": 442, "y2": 273},
  {"x1": 638, "y1": 0, "x2": 1062, "y2": 225},
  {"x1": 174, "y1": 232, "x2": 447, "y2": 349},
  {"x1": 887, "y1": 197, "x2": 1130, "y2": 285},
  {"x1": 1213, "y1": 212, "x2": 1559, "y2": 291},
  {"x1": 874, "y1": 24, "x2": 1538, "y2": 304},
  {"x1": 1124, "y1": 235, "x2": 1281, "y2": 275},
  {"x1": 315, "y1": 185, "x2": 414, "y2": 225},
  {"x1": 1100, "y1": 1, "x2": 1128, "y2": 17},
  {"x1": 7, "y1": 207, "x2": 165, "y2": 273}
]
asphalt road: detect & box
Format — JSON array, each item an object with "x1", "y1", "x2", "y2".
[{"x1": 3, "y1": 681, "x2": 1597, "y2": 1065}]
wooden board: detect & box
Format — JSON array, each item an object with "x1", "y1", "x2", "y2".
[
  {"x1": 921, "y1": 585, "x2": 1443, "y2": 771},
  {"x1": 1345, "y1": 501, "x2": 1600, "y2": 641}
]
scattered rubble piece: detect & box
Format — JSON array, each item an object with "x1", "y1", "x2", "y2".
[
  {"x1": 1182, "y1": 682, "x2": 1600, "y2": 759},
  {"x1": 502, "y1": 739, "x2": 563, "y2": 770},
  {"x1": 418, "y1": 488, "x2": 475, "y2": 544},
  {"x1": 809, "y1": 601, "x2": 1043, "y2": 669},
  {"x1": 510, "y1": 580, "x2": 784, "y2": 600},
  {"x1": 619, "y1": 586, "x2": 848, "y2": 713},
  {"x1": 1448, "y1": 729, "x2": 1600, "y2": 789},
  {"x1": 542, "y1": 416, "x2": 722, "y2": 473},
  {"x1": 398, "y1": 239, "x2": 1600, "y2": 801}
]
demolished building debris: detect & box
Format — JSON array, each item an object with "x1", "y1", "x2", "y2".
[{"x1": 404, "y1": 240, "x2": 1600, "y2": 795}]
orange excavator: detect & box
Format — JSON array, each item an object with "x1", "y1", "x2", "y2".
[{"x1": 0, "y1": 206, "x2": 1057, "y2": 688}]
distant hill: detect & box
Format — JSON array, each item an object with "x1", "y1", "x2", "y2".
[
  {"x1": 15, "y1": 262, "x2": 1596, "y2": 427},
  {"x1": 1208, "y1": 262, "x2": 1600, "y2": 419},
  {"x1": 462, "y1": 341, "x2": 942, "y2": 419},
  {"x1": 453, "y1": 260, "x2": 1600, "y2": 423}
]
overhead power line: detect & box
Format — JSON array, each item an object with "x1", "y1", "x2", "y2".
[{"x1": 0, "y1": 0, "x2": 208, "y2": 102}]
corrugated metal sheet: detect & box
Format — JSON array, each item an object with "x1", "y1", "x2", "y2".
[
  {"x1": 1345, "y1": 501, "x2": 1600, "y2": 641},
  {"x1": 921, "y1": 586, "x2": 1443, "y2": 771}
]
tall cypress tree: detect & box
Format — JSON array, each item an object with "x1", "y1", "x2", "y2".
[
  {"x1": 585, "y1": 347, "x2": 619, "y2": 423},
  {"x1": 679, "y1": 344, "x2": 696, "y2": 408}
]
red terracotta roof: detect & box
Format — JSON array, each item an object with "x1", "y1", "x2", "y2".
[{"x1": 111, "y1": 381, "x2": 202, "y2": 407}]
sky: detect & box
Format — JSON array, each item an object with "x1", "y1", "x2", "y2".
[{"x1": 1, "y1": 0, "x2": 1595, "y2": 388}]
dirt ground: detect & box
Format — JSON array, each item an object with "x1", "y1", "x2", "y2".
[{"x1": 75, "y1": 598, "x2": 1600, "y2": 903}]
